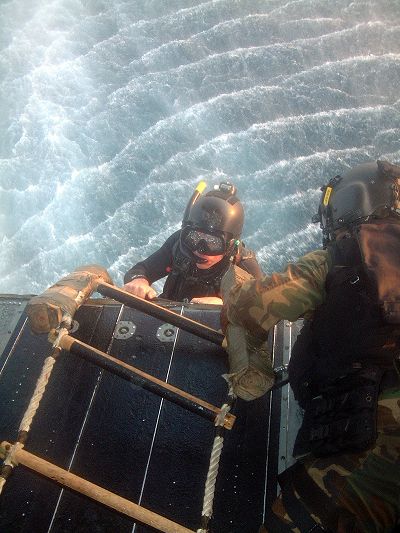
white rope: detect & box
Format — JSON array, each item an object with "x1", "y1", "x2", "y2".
[
  {"x1": 19, "y1": 327, "x2": 68, "y2": 433},
  {"x1": 200, "y1": 434, "x2": 224, "y2": 519},
  {"x1": 197, "y1": 386, "x2": 236, "y2": 533},
  {"x1": 19, "y1": 355, "x2": 56, "y2": 433},
  {"x1": 214, "y1": 403, "x2": 230, "y2": 428},
  {"x1": 0, "y1": 327, "x2": 68, "y2": 494},
  {"x1": 196, "y1": 399, "x2": 235, "y2": 533}
]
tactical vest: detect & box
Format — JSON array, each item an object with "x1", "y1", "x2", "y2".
[{"x1": 290, "y1": 220, "x2": 400, "y2": 457}]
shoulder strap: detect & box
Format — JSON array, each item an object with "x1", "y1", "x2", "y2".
[
  {"x1": 325, "y1": 236, "x2": 365, "y2": 292},
  {"x1": 278, "y1": 464, "x2": 330, "y2": 532}
]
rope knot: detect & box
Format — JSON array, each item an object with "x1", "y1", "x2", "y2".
[
  {"x1": 214, "y1": 403, "x2": 230, "y2": 427},
  {"x1": 51, "y1": 326, "x2": 69, "y2": 348}
]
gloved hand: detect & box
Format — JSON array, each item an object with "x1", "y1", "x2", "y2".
[{"x1": 223, "y1": 324, "x2": 275, "y2": 401}]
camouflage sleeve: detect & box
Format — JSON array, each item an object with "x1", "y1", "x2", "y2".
[{"x1": 226, "y1": 249, "x2": 330, "y2": 336}]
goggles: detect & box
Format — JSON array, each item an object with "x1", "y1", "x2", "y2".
[{"x1": 182, "y1": 227, "x2": 227, "y2": 256}]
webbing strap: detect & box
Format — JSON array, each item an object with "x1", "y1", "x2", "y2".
[
  {"x1": 262, "y1": 512, "x2": 293, "y2": 532},
  {"x1": 290, "y1": 463, "x2": 339, "y2": 532},
  {"x1": 279, "y1": 466, "x2": 326, "y2": 533}
]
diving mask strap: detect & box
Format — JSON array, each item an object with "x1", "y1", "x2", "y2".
[{"x1": 230, "y1": 239, "x2": 242, "y2": 265}]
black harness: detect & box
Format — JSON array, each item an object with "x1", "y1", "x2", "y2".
[
  {"x1": 291, "y1": 230, "x2": 400, "y2": 457},
  {"x1": 266, "y1": 223, "x2": 400, "y2": 532}
]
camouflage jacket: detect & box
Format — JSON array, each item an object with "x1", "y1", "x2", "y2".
[{"x1": 226, "y1": 249, "x2": 330, "y2": 335}]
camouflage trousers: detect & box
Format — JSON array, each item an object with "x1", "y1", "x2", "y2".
[{"x1": 263, "y1": 388, "x2": 400, "y2": 533}]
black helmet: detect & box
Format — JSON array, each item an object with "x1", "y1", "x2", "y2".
[
  {"x1": 180, "y1": 182, "x2": 244, "y2": 259},
  {"x1": 313, "y1": 160, "x2": 400, "y2": 245}
]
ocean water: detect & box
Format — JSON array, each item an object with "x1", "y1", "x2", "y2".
[{"x1": 0, "y1": 0, "x2": 399, "y2": 295}]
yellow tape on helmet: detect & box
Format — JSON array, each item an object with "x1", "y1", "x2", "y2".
[
  {"x1": 196, "y1": 181, "x2": 207, "y2": 194},
  {"x1": 323, "y1": 186, "x2": 333, "y2": 206}
]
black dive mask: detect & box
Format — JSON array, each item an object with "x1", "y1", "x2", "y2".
[{"x1": 181, "y1": 227, "x2": 228, "y2": 256}]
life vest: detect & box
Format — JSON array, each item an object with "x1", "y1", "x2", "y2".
[{"x1": 289, "y1": 220, "x2": 400, "y2": 456}]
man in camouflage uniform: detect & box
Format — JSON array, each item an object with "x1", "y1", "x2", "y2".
[{"x1": 222, "y1": 161, "x2": 400, "y2": 533}]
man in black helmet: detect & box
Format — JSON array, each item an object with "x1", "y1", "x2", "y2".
[
  {"x1": 123, "y1": 182, "x2": 262, "y2": 303},
  {"x1": 221, "y1": 161, "x2": 400, "y2": 532}
]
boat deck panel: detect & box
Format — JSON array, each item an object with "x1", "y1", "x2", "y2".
[{"x1": 0, "y1": 298, "x2": 302, "y2": 533}]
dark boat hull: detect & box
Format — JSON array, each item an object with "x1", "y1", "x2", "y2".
[{"x1": 0, "y1": 297, "x2": 302, "y2": 533}]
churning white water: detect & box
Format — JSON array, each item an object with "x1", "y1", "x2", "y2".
[{"x1": 0, "y1": 0, "x2": 399, "y2": 293}]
